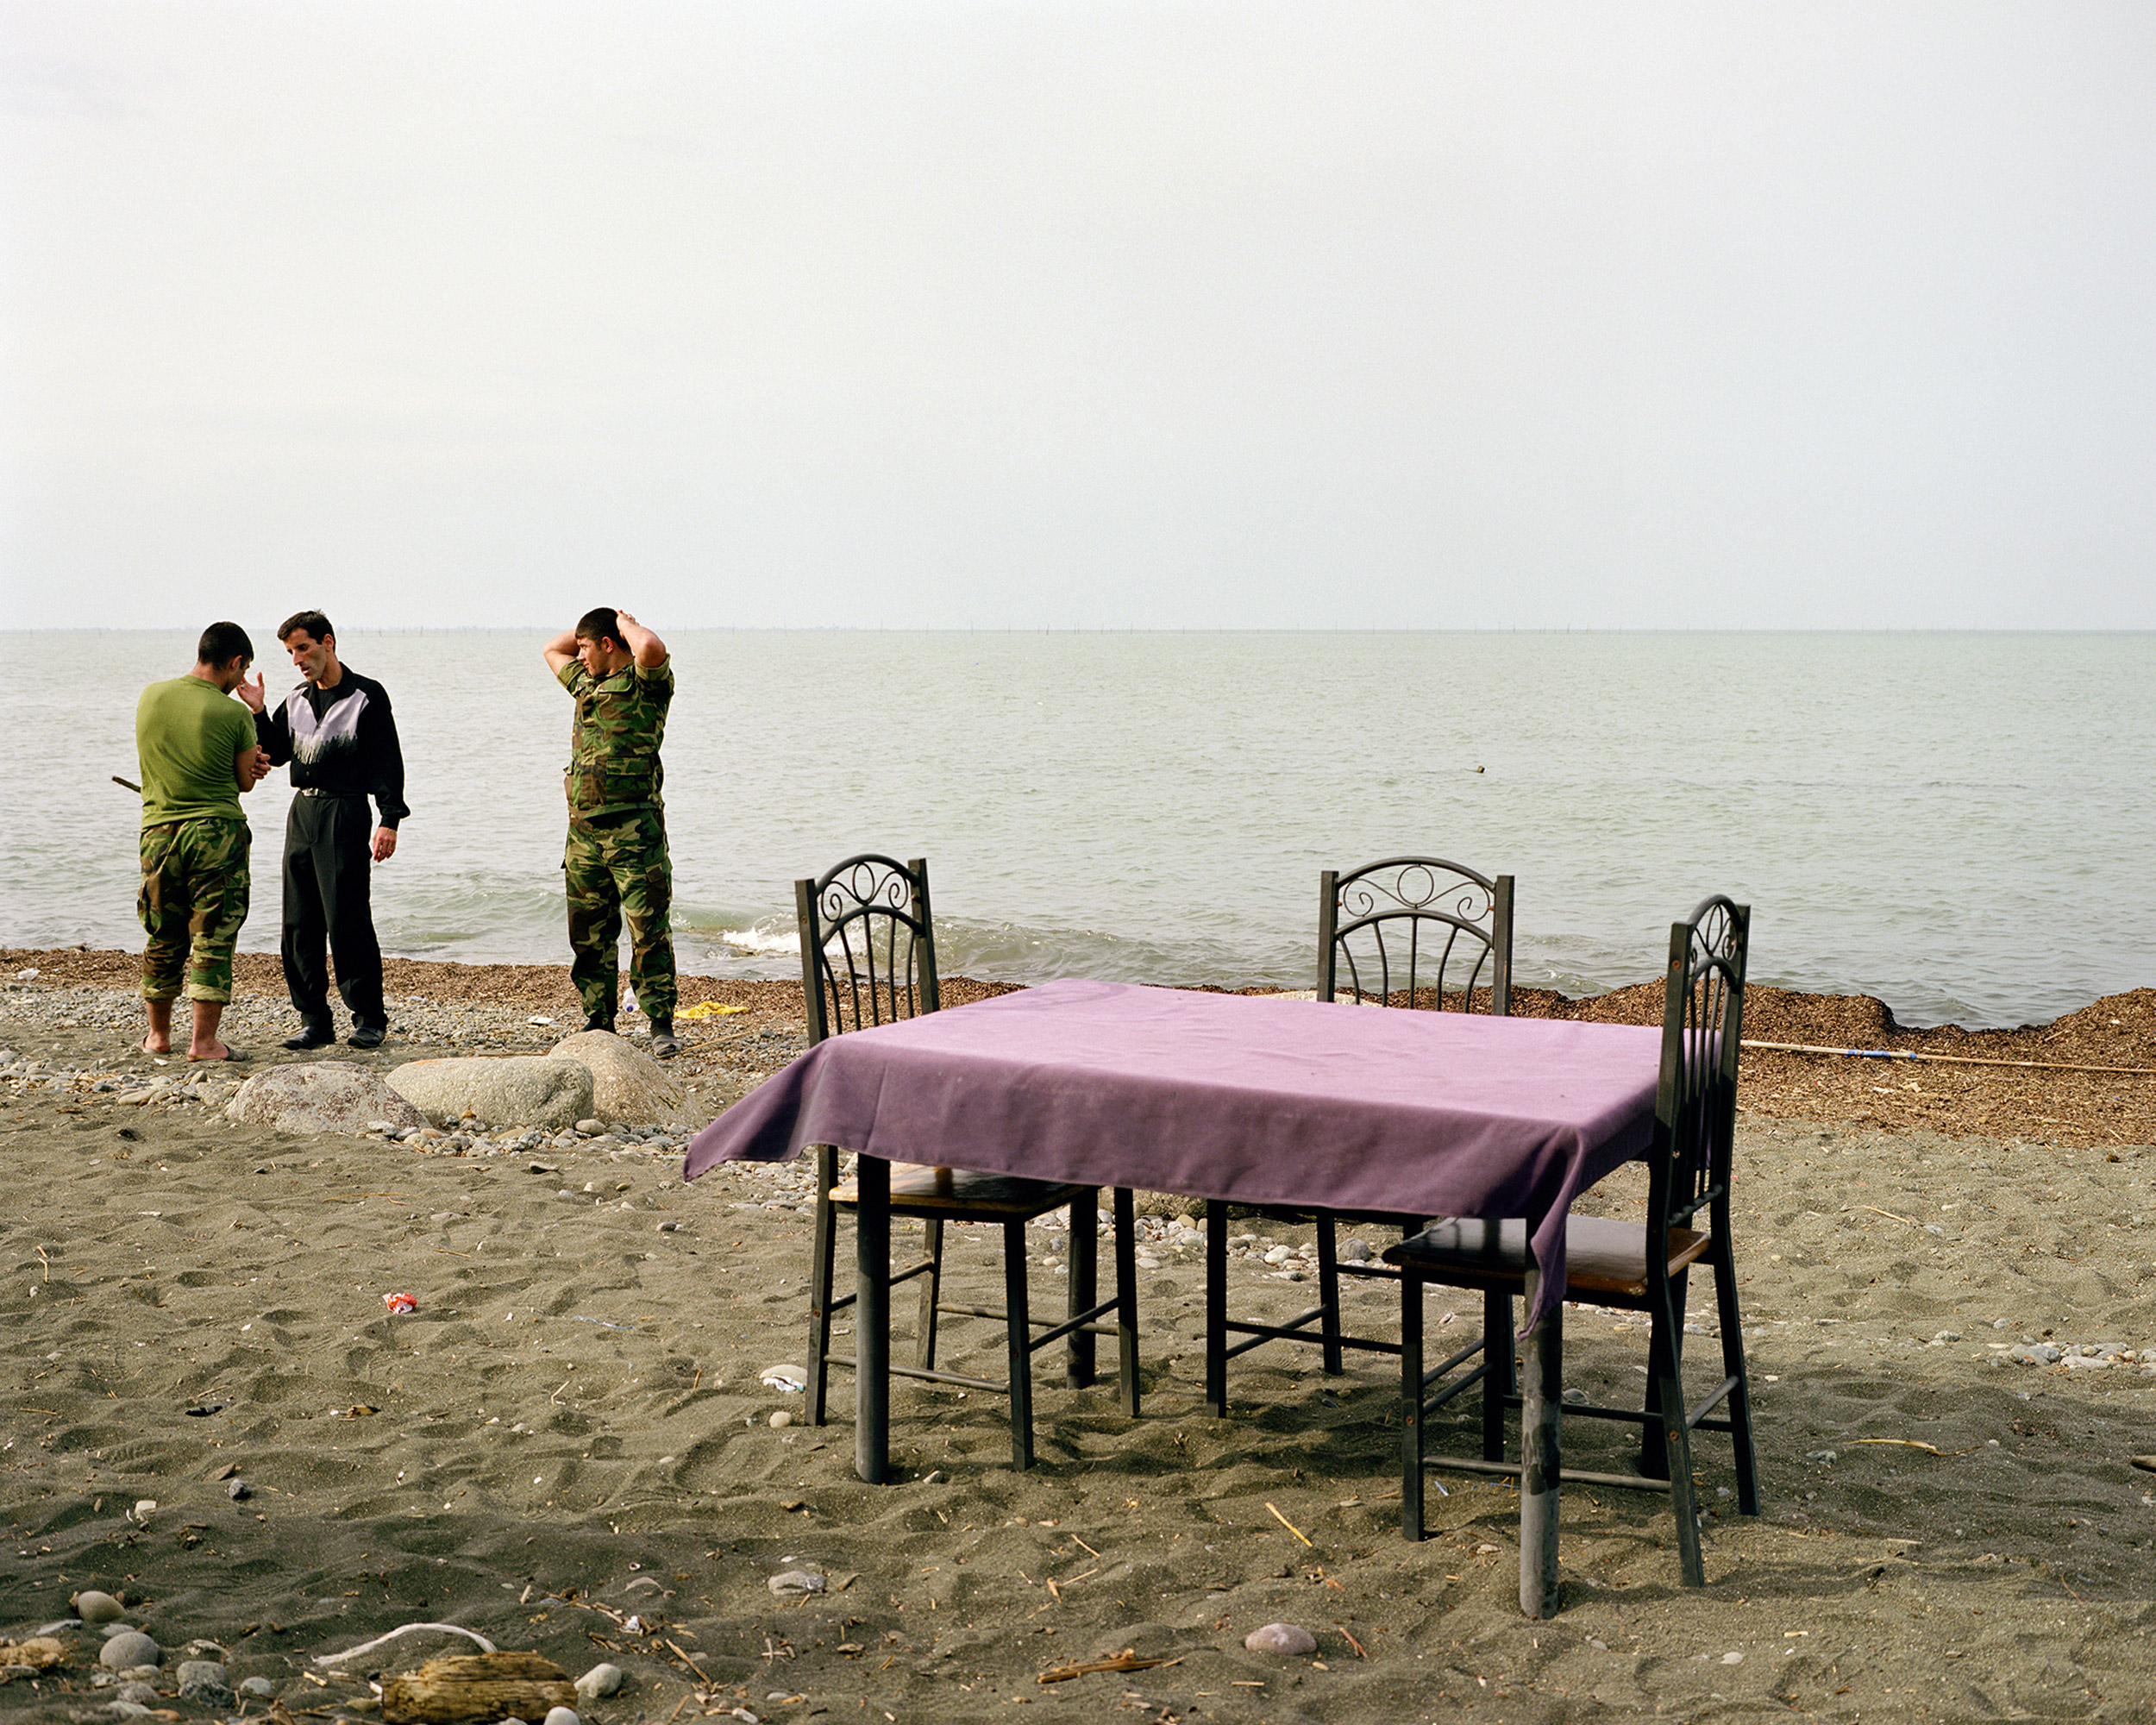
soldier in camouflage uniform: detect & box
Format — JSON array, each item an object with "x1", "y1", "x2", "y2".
[
  {"x1": 542, "y1": 606, "x2": 680, "y2": 1057},
  {"x1": 135, "y1": 621, "x2": 273, "y2": 1061}
]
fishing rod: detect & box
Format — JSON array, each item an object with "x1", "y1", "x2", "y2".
[{"x1": 1744, "y1": 1038, "x2": 2156, "y2": 1078}]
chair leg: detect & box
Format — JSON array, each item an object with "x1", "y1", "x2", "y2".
[
  {"x1": 1658, "y1": 1359, "x2": 1705, "y2": 1587},
  {"x1": 1315, "y1": 1214, "x2": 1344, "y2": 1376},
  {"x1": 1482, "y1": 1288, "x2": 1514, "y2": 1465},
  {"x1": 1639, "y1": 1272, "x2": 1689, "y2": 1480},
  {"x1": 1400, "y1": 1268, "x2": 1425, "y2": 1542},
  {"x1": 1066, "y1": 1190, "x2": 1099, "y2": 1389},
  {"x1": 1002, "y1": 1220, "x2": 1035, "y2": 1471},
  {"x1": 1204, "y1": 1202, "x2": 1230, "y2": 1418},
  {"x1": 805, "y1": 1147, "x2": 841, "y2": 1427},
  {"x1": 1711, "y1": 1244, "x2": 1761, "y2": 1515},
  {"x1": 1112, "y1": 1188, "x2": 1140, "y2": 1417},
  {"x1": 916, "y1": 1217, "x2": 945, "y2": 1373}
]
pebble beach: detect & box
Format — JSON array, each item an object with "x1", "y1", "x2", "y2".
[{"x1": 5, "y1": 949, "x2": 2156, "y2": 1722}]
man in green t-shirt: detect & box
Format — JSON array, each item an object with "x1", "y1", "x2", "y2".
[
  {"x1": 541, "y1": 605, "x2": 679, "y2": 1057},
  {"x1": 135, "y1": 622, "x2": 273, "y2": 1061}
]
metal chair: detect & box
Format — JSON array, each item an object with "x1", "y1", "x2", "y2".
[
  {"x1": 1385, "y1": 896, "x2": 1759, "y2": 1585},
  {"x1": 799, "y1": 854, "x2": 1140, "y2": 1471},
  {"x1": 1203, "y1": 856, "x2": 1514, "y2": 1419}
]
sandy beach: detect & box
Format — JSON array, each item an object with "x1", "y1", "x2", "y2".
[{"x1": 5, "y1": 950, "x2": 2156, "y2": 1722}]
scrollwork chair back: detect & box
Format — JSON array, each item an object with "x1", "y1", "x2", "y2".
[
  {"x1": 1318, "y1": 856, "x2": 1514, "y2": 1014},
  {"x1": 797, "y1": 854, "x2": 940, "y2": 1046}
]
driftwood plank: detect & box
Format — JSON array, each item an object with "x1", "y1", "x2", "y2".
[{"x1": 381, "y1": 1652, "x2": 575, "y2": 1724}]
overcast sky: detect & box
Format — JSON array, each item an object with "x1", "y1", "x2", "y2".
[{"x1": 3, "y1": 3, "x2": 2152, "y2": 631}]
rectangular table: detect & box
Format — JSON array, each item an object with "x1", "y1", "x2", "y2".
[{"x1": 684, "y1": 976, "x2": 1664, "y2": 1616}]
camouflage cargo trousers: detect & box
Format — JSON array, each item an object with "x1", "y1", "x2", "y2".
[
  {"x1": 563, "y1": 806, "x2": 676, "y2": 1024},
  {"x1": 139, "y1": 818, "x2": 252, "y2": 1003}
]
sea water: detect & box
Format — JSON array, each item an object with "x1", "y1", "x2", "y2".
[{"x1": 3, "y1": 629, "x2": 2151, "y2": 1030}]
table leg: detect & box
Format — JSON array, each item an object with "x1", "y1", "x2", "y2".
[
  {"x1": 1518, "y1": 1266, "x2": 1562, "y2": 1619},
  {"x1": 854, "y1": 1154, "x2": 890, "y2": 1484}
]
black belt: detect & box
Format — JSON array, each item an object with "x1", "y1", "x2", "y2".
[{"x1": 295, "y1": 788, "x2": 367, "y2": 800}]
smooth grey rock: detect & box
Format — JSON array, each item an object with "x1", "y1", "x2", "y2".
[
  {"x1": 767, "y1": 1570, "x2": 825, "y2": 1596},
  {"x1": 72, "y1": 1590, "x2": 125, "y2": 1624},
  {"x1": 98, "y1": 1631, "x2": 160, "y2": 1670},
  {"x1": 574, "y1": 1663, "x2": 624, "y2": 1700},
  {"x1": 115, "y1": 1684, "x2": 159, "y2": 1706},
  {"x1": 1244, "y1": 1622, "x2": 1318, "y2": 1655},
  {"x1": 1337, "y1": 1237, "x2": 1373, "y2": 1264},
  {"x1": 106, "y1": 1703, "x2": 154, "y2": 1718},
  {"x1": 543, "y1": 1709, "x2": 581, "y2": 1725},
  {"x1": 549, "y1": 1031, "x2": 694, "y2": 1126},
  {"x1": 227, "y1": 1478, "x2": 253, "y2": 1500},
  {"x1": 240, "y1": 1677, "x2": 278, "y2": 1697},
  {"x1": 388, "y1": 1057, "x2": 593, "y2": 1130},
  {"x1": 176, "y1": 1660, "x2": 228, "y2": 1690},
  {"x1": 227, "y1": 1062, "x2": 428, "y2": 1136}
]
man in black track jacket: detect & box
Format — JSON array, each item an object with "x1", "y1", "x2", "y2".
[{"x1": 240, "y1": 610, "x2": 409, "y2": 1049}]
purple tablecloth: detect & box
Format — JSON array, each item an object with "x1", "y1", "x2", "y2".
[{"x1": 685, "y1": 978, "x2": 1664, "y2": 1331}]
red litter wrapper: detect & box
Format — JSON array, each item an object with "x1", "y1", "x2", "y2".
[{"x1": 382, "y1": 1292, "x2": 418, "y2": 1315}]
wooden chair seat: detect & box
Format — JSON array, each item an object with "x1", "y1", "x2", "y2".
[
  {"x1": 1386, "y1": 1215, "x2": 1711, "y2": 1303},
  {"x1": 829, "y1": 1165, "x2": 1094, "y2": 1217}
]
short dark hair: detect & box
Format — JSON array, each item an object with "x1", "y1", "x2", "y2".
[
  {"x1": 575, "y1": 606, "x2": 623, "y2": 650},
  {"x1": 197, "y1": 621, "x2": 254, "y2": 668},
  {"x1": 278, "y1": 610, "x2": 334, "y2": 645}
]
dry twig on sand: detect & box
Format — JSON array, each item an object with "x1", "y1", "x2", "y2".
[
  {"x1": 1847, "y1": 1438, "x2": 1983, "y2": 1458},
  {"x1": 1038, "y1": 1649, "x2": 1181, "y2": 1683}
]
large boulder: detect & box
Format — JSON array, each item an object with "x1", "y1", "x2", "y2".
[
  {"x1": 548, "y1": 1030, "x2": 694, "y2": 1127},
  {"x1": 387, "y1": 1057, "x2": 593, "y2": 1130},
  {"x1": 227, "y1": 1062, "x2": 428, "y2": 1135}
]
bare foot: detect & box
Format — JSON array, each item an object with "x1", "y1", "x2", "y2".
[
  {"x1": 141, "y1": 1036, "x2": 170, "y2": 1055},
  {"x1": 188, "y1": 1043, "x2": 241, "y2": 1063}
]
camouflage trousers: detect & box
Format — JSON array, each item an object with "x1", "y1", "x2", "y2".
[
  {"x1": 564, "y1": 806, "x2": 676, "y2": 1024},
  {"x1": 139, "y1": 818, "x2": 251, "y2": 1003}
]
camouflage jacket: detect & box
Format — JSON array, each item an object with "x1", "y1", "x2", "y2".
[{"x1": 559, "y1": 656, "x2": 672, "y2": 816}]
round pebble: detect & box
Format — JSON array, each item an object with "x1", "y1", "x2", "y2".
[
  {"x1": 73, "y1": 1590, "x2": 125, "y2": 1624},
  {"x1": 768, "y1": 1408, "x2": 793, "y2": 1428},
  {"x1": 116, "y1": 1683, "x2": 159, "y2": 1706},
  {"x1": 1244, "y1": 1622, "x2": 1317, "y2": 1655},
  {"x1": 575, "y1": 1118, "x2": 605, "y2": 1136},
  {"x1": 240, "y1": 1678, "x2": 278, "y2": 1698},
  {"x1": 574, "y1": 1663, "x2": 624, "y2": 1700},
  {"x1": 544, "y1": 1709, "x2": 581, "y2": 1725},
  {"x1": 99, "y1": 1631, "x2": 160, "y2": 1670}
]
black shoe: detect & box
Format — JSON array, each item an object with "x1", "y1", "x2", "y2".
[
  {"x1": 649, "y1": 1019, "x2": 680, "y2": 1060},
  {"x1": 283, "y1": 1024, "x2": 335, "y2": 1051},
  {"x1": 584, "y1": 1015, "x2": 616, "y2": 1036},
  {"x1": 348, "y1": 1025, "x2": 385, "y2": 1050}
]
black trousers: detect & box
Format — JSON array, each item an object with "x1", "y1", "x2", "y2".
[{"x1": 281, "y1": 794, "x2": 385, "y2": 1031}]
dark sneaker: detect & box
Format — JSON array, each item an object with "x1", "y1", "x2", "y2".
[
  {"x1": 584, "y1": 1015, "x2": 616, "y2": 1036},
  {"x1": 348, "y1": 1025, "x2": 385, "y2": 1050},
  {"x1": 649, "y1": 1019, "x2": 680, "y2": 1060},
  {"x1": 283, "y1": 1024, "x2": 335, "y2": 1051}
]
